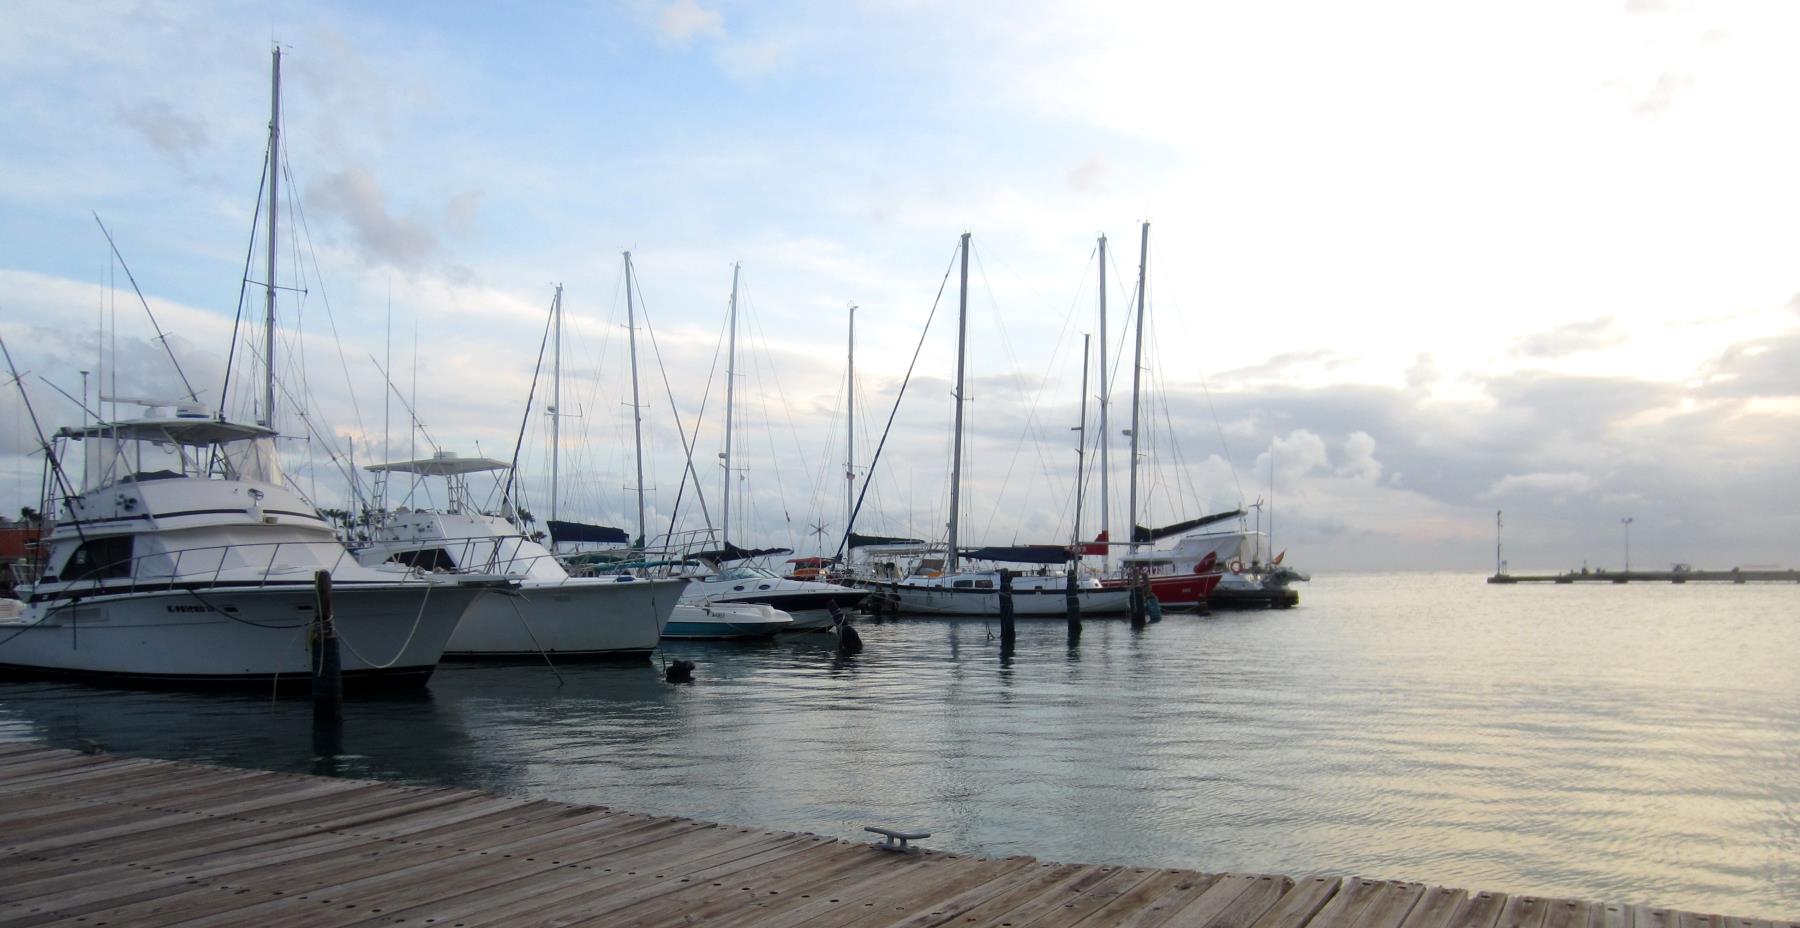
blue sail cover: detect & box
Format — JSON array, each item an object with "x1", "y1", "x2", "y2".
[
  {"x1": 959, "y1": 545, "x2": 1074, "y2": 565},
  {"x1": 547, "y1": 520, "x2": 630, "y2": 545}
]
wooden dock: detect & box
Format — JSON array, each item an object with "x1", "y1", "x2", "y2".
[{"x1": 0, "y1": 743, "x2": 1787, "y2": 928}]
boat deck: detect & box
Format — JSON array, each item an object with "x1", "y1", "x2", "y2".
[{"x1": 0, "y1": 743, "x2": 1787, "y2": 928}]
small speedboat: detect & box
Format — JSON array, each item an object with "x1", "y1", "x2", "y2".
[{"x1": 662, "y1": 601, "x2": 793, "y2": 639}]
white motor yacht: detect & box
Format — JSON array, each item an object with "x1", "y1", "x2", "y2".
[
  {"x1": 679, "y1": 564, "x2": 866, "y2": 631},
  {"x1": 0, "y1": 414, "x2": 504, "y2": 688},
  {"x1": 356, "y1": 453, "x2": 685, "y2": 659}
]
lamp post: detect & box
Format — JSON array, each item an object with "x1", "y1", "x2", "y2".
[{"x1": 1621, "y1": 517, "x2": 1634, "y2": 573}]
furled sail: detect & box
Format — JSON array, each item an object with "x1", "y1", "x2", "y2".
[
  {"x1": 847, "y1": 532, "x2": 927, "y2": 548},
  {"x1": 1130, "y1": 509, "x2": 1245, "y2": 544},
  {"x1": 546, "y1": 520, "x2": 630, "y2": 545},
  {"x1": 959, "y1": 545, "x2": 1074, "y2": 565}
]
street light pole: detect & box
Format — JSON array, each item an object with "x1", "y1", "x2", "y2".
[{"x1": 1621, "y1": 517, "x2": 1634, "y2": 572}]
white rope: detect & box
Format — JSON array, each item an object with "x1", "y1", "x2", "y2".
[{"x1": 334, "y1": 578, "x2": 436, "y2": 671}]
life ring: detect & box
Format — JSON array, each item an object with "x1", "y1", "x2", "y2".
[{"x1": 1228, "y1": 559, "x2": 1245, "y2": 574}]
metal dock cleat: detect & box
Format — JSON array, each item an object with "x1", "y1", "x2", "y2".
[{"x1": 865, "y1": 825, "x2": 930, "y2": 853}]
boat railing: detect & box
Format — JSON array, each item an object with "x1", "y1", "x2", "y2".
[
  {"x1": 26, "y1": 538, "x2": 451, "y2": 601},
  {"x1": 351, "y1": 534, "x2": 675, "y2": 587}
]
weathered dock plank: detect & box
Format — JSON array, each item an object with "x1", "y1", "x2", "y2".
[{"x1": 0, "y1": 744, "x2": 1786, "y2": 928}]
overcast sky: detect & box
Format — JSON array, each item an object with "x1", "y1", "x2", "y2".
[{"x1": 3, "y1": 0, "x2": 1798, "y2": 572}]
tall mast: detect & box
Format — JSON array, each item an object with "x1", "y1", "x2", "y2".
[
  {"x1": 845, "y1": 303, "x2": 856, "y2": 534},
  {"x1": 263, "y1": 46, "x2": 281, "y2": 430},
  {"x1": 1073, "y1": 333, "x2": 1090, "y2": 555},
  {"x1": 1096, "y1": 233, "x2": 1110, "y2": 570},
  {"x1": 1126, "y1": 221, "x2": 1149, "y2": 554},
  {"x1": 550, "y1": 283, "x2": 563, "y2": 524},
  {"x1": 722, "y1": 263, "x2": 740, "y2": 547},
  {"x1": 946, "y1": 232, "x2": 971, "y2": 573},
  {"x1": 625, "y1": 252, "x2": 646, "y2": 547}
]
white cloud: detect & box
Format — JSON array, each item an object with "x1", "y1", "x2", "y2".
[
  {"x1": 1483, "y1": 472, "x2": 1598, "y2": 500},
  {"x1": 658, "y1": 0, "x2": 725, "y2": 45}
]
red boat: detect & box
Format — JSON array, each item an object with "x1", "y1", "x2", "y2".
[{"x1": 1099, "y1": 551, "x2": 1223, "y2": 610}]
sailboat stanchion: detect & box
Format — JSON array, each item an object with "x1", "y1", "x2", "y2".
[
  {"x1": 1063, "y1": 567, "x2": 1082, "y2": 642},
  {"x1": 311, "y1": 570, "x2": 343, "y2": 722},
  {"x1": 998, "y1": 570, "x2": 1016, "y2": 650}
]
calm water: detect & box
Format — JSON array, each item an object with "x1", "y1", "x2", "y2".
[{"x1": 1, "y1": 573, "x2": 1795, "y2": 918}]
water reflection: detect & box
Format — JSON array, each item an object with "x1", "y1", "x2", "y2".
[{"x1": 0, "y1": 575, "x2": 1795, "y2": 919}]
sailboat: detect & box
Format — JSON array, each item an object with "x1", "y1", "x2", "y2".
[
  {"x1": 1088, "y1": 222, "x2": 1224, "y2": 610},
  {"x1": 0, "y1": 48, "x2": 503, "y2": 687},
  {"x1": 671, "y1": 263, "x2": 868, "y2": 630},
  {"x1": 858, "y1": 232, "x2": 1133, "y2": 617}
]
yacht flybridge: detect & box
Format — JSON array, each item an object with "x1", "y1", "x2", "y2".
[
  {"x1": 357, "y1": 452, "x2": 685, "y2": 658},
  {"x1": 0, "y1": 410, "x2": 505, "y2": 687}
]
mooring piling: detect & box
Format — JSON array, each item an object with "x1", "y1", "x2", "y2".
[{"x1": 310, "y1": 569, "x2": 342, "y2": 723}]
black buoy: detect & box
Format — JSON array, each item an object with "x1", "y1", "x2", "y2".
[
  {"x1": 664, "y1": 659, "x2": 696, "y2": 683},
  {"x1": 831, "y1": 602, "x2": 864, "y2": 653}
]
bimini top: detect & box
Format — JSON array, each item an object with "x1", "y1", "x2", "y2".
[
  {"x1": 56, "y1": 416, "x2": 275, "y2": 446},
  {"x1": 365, "y1": 452, "x2": 510, "y2": 477}
]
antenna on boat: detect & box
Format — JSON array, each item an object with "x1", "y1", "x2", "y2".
[
  {"x1": 549, "y1": 283, "x2": 563, "y2": 526},
  {"x1": 845, "y1": 303, "x2": 856, "y2": 545},
  {"x1": 721, "y1": 263, "x2": 740, "y2": 548},
  {"x1": 1073, "y1": 333, "x2": 1090, "y2": 559},
  {"x1": 90, "y1": 214, "x2": 199, "y2": 404},
  {"x1": 1096, "y1": 233, "x2": 1110, "y2": 571},
  {"x1": 1125, "y1": 221, "x2": 1149, "y2": 555},
  {"x1": 262, "y1": 44, "x2": 281, "y2": 431},
  {"x1": 625, "y1": 253, "x2": 647, "y2": 548},
  {"x1": 946, "y1": 232, "x2": 971, "y2": 573}
]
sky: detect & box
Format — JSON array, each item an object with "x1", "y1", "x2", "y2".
[{"x1": 3, "y1": 0, "x2": 1798, "y2": 572}]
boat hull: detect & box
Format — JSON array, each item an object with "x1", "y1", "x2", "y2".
[
  {"x1": 445, "y1": 578, "x2": 684, "y2": 659},
  {"x1": 0, "y1": 581, "x2": 484, "y2": 689},
  {"x1": 1100, "y1": 572, "x2": 1224, "y2": 610},
  {"x1": 662, "y1": 603, "x2": 792, "y2": 639},
  {"x1": 860, "y1": 581, "x2": 1134, "y2": 617}
]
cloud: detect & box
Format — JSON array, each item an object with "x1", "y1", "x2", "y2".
[
  {"x1": 1067, "y1": 156, "x2": 1107, "y2": 194},
  {"x1": 1626, "y1": 0, "x2": 1669, "y2": 12},
  {"x1": 115, "y1": 100, "x2": 209, "y2": 164},
  {"x1": 658, "y1": 0, "x2": 725, "y2": 45},
  {"x1": 1634, "y1": 69, "x2": 1695, "y2": 117},
  {"x1": 1483, "y1": 471, "x2": 1597, "y2": 500},
  {"x1": 1514, "y1": 317, "x2": 1626, "y2": 359},
  {"x1": 1338, "y1": 431, "x2": 1382, "y2": 484},
  {"x1": 308, "y1": 167, "x2": 441, "y2": 272}
]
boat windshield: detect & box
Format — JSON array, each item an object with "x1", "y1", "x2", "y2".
[
  {"x1": 713, "y1": 566, "x2": 777, "y2": 582},
  {"x1": 71, "y1": 422, "x2": 285, "y2": 492}
]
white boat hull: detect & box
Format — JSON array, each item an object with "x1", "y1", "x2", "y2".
[
  {"x1": 446, "y1": 577, "x2": 684, "y2": 658},
  {"x1": 0, "y1": 581, "x2": 484, "y2": 687},
  {"x1": 863, "y1": 581, "x2": 1133, "y2": 617},
  {"x1": 661, "y1": 602, "x2": 793, "y2": 639}
]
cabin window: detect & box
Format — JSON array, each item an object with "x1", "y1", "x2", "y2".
[
  {"x1": 388, "y1": 548, "x2": 458, "y2": 571},
  {"x1": 62, "y1": 536, "x2": 135, "y2": 581}
]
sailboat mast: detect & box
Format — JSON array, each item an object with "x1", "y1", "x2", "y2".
[
  {"x1": 1096, "y1": 233, "x2": 1110, "y2": 570},
  {"x1": 946, "y1": 232, "x2": 970, "y2": 574},
  {"x1": 845, "y1": 303, "x2": 856, "y2": 534},
  {"x1": 722, "y1": 263, "x2": 740, "y2": 548},
  {"x1": 1126, "y1": 221, "x2": 1148, "y2": 554},
  {"x1": 550, "y1": 283, "x2": 562, "y2": 524},
  {"x1": 625, "y1": 252, "x2": 646, "y2": 546},
  {"x1": 263, "y1": 46, "x2": 281, "y2": 430},
  {"x1": 1073, "y1": 333, "x2": 1090, "y2": 554}
]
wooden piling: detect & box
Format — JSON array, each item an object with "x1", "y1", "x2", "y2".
[
  {"x1": 998, "y1": 569, "x2": 1016, "y2": 649},
  {"x1": 311, "y1": 569, "x2": 342, "y2": 723}
]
